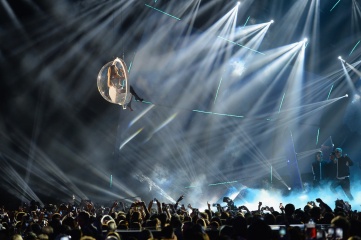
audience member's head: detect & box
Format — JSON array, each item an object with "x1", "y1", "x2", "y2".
[
  {"x1": 161, "y1": 225, "x2": 176, "y2": 239},
  {"x1": 219, "y1": 225, "x2": 233, "y2": 239},
  {"x1": 170, "y1": 215, "x2": 182, "y2": 229},
  {"x1": 247, "y1": 219, "x2": 272, "y2": 240},
  {"x1": 263, "y1": 213, "x2": 276, "y2": 225},
  {"x1": 285, "y1": 203, "x2": 296, "y2": 216},
  {"x1": 331, "y1": 215, "x2": 351, "y2": 240},
  {"x1": 105, "y1": 232, "x2": 121, "y2": 240},
  {"x1": 188, "y1": 224, "x2": 209, "y2": 240},
  {"x1": 232, "y1": 215, "x2": 247, "y2": 239},
  {"x1": 139, "y1": 229, "x2": 153, "y2": 240}
]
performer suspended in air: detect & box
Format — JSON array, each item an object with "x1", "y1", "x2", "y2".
[{"x1": 106, "y1": 59, "x2": 143, "y2": 111}]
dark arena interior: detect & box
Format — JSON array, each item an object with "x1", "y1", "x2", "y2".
[{"x1": 1, "y1": 0, "x2": 361, "y2": 213}]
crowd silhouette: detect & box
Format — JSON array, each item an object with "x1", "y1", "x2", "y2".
[{"x1": 0, "y1": 194, "x2": 360, "y2": 240}]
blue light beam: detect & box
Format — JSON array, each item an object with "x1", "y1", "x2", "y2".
[
  {"x1": 145, "y1": 4, "x2": 181, "y2": 21},
  {"x1": 243, "y1": 16, "x2": 250, "y2": 27},
  {"x1": 217, "y1": 36, "x2": 265, "y2": 55},
  {"x1": 349, "y1": 40, "x2": 360, "y2": 56},
  {"x1": 214, "y1": 76, "x2": 223, "y2": 105},
  {"x1": 330, "y1": 0, "x2": 341, "y2": 12}
]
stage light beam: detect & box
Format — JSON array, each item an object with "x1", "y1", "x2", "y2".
[
  {"x1": 327, "y1": 84, "x2": 334, "y2": 100},
  {"x1": 243, "y1": 16, "x2": 250, "y2": 27},
  {"x1": 330, "y1": 0, "x2": 342, "y2": 12},
  {"x1": 338, "y1": 56, "x2": 346, "y2": 63},
  {"x1": 144, "y1": 4, "x2": 181, "y2": 21},
  {"x1": 217, "y1": 36, "x2": 266, "y2": 55},
  {"x1": 214, "y1": 76, "x2": 223, "y2": 105},
  {"x1": 349, "y1": 40, "x2": 360, "y2": 56}
]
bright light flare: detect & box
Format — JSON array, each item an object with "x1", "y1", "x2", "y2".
[
  {"x1": 338, "y1": 56, "x2": 346, "y2": 63},
  {"x1": 352, "y1": 94, "x2": 360, "y2": 103},
  {"x1": 119, "y1": 128, "x2": 144, "y2": 150},
  {"x1": 270, "y1": 20, "x2": 274, "y2": 24},
  {"x1": 136, "y1": 173, "x2": 177, "y2": 203},
  {"x1": 129, "y1": 104, "x2": 156, "y2": 127},
  {"x1": 298, "y1": 38, "x2": 307, "y2": 44},
  {"x1": 230, "y1": 59, "x2": 246, "y2": 77}
]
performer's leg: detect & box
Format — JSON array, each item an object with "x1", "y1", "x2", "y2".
[
  {"x1": 330, "y1": 180, "x2": 339, "y2": 194},
  {"x1": 127, "y1": 96, "x2": 133, "y2": 111},
  {"x1": 341, "y1": 178, "x2": 354, "y2": 201},
  {"x1": 313, "y1": 179, "x2": 320, "y2": 188},
  {"x1": 130, "y1": 85, "x2": 143, "y2": 102}
]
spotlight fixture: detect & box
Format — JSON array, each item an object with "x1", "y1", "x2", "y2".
[
  {"x1": 338, "y1": 56, "x2": 342, "y2": 60},
  {"x1": 303, "y1": 38, "x2": 308, "y2": 42},
  {"x1": 288, "y1": 187, "x2": 292, "y2": 190},
  {"x1": 345, "y1": 94, "x2": 348, "y2": 97},
  {"x1": 270, "y1": 20, "x2": 274, "y2": 24},
  {"x1": 237, "y1": 1, "x2": 240, "y2": 5}
]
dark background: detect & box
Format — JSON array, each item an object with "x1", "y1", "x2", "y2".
[{"x1": 1, "y1": 0, "x2": 361, "y2": 209}]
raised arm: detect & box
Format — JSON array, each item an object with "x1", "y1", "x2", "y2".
[
  {"x1": 174, "y1": 195, "x2": 184, "y2": 210},
  {"x1": 140, "y1": 201, "x2": 150, "y2": 221},
  {"x1": 108, "y1": 201, "x2": 118, "y2": 215}
]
